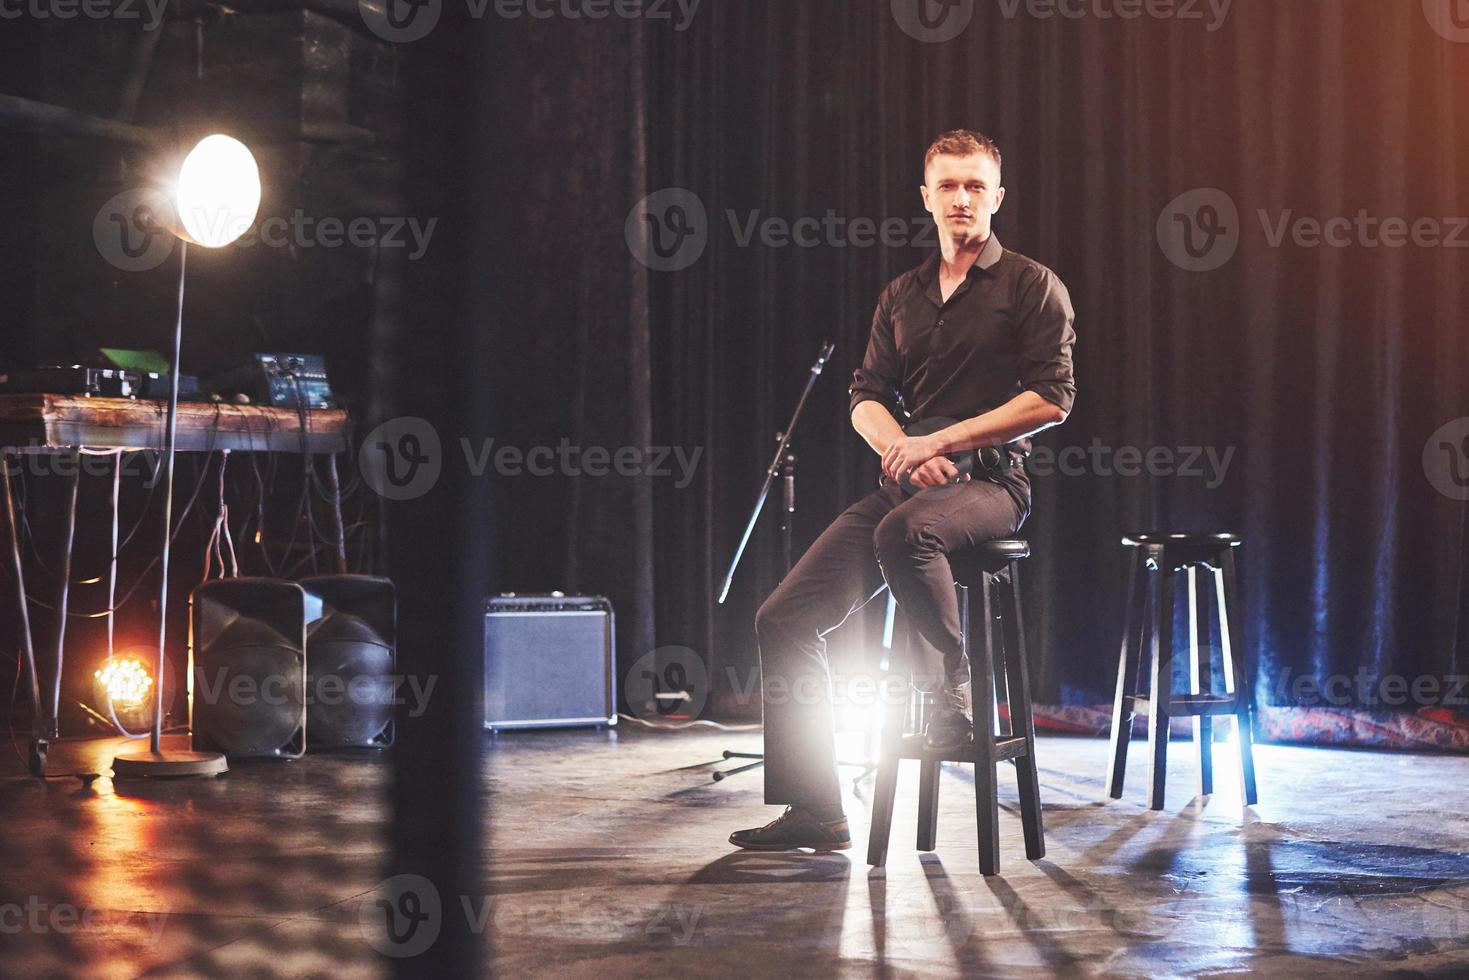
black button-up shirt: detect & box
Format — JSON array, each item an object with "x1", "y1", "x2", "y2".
[{"x1": 849, "y1": 234, "x2": 1077, "y2": 452}]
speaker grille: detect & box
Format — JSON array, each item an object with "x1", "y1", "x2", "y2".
[{"x1": 484, "y1": 605, "x2": 614, "y2": 729}]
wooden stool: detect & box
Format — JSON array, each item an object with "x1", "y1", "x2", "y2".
[
  {"x1": 1105, "y1": 532, "x2": 1259, "y2": 810},
  {"x1": 867, "y1": 539, "x2": 1045, "y2": 876}
]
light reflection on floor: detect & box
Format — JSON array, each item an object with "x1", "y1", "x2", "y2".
[{"x1": 5, "y1": 729, "x2": 1469, "y2": 977}]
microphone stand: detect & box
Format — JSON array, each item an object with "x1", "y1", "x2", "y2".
[{"x1": 712, "y1": 341, "x2": 833, "y2": 781}]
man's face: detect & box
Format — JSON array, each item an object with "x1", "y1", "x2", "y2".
[{"x1": 921, "y1": 152, "x2": 1004, "y2": 244}]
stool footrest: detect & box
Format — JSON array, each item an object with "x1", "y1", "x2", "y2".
[
  {"x1": 894, "y1": 734, "x2": 1029, "y2": 763},
  {"x1": 1132, "y1": 694, "x2": 1241, "y2": 716}
]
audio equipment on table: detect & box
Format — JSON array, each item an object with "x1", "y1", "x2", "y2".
[
  {"x1": 0, "y1": 365, "x2": 201, "y2": 400},
  {"x1": 207, "y1": 353, "x2": 335, "y2": 409}
]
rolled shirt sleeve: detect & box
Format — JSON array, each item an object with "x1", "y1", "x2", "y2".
[
  {"x1": 849, "y1": 285, "x2": 902, "y2": 416},
  {"x1": 1014, "y1": 265, "x2": 1077, "y2": 416}
]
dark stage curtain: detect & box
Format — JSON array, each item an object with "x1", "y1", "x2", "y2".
[
  {"x1": 633, "y1": 0, "x2": 1469, "y2": 738},
  {"x1": 478, "y1": 21, "x2": 656, "y2": 669}
]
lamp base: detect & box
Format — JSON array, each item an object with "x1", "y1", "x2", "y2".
[{"x1": 111, "y1": 747, "x2": 228, "y2": 779}]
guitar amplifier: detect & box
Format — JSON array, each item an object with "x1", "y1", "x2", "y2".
[{"x1": 483, "y1": 593, "x2": 616, "y2": 731}]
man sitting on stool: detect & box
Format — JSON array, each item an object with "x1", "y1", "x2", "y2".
[{"x1": 729, "y1": 130, "x2": 1077, "y2": 852}]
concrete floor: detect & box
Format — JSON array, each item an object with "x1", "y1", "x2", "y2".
[{"x1": 4, "y1": 728, "x2": 1469, "y2": 978}]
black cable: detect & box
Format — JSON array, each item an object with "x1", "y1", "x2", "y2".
[
  {"x1": 14, "y1": 451, "x2": 162, "y2": 588},
  {"x1": 294, "y1": 376, "x2": 319, "y2": 575},
  {"x1": 22, "y1": 451, "x2": 217, "y2": 618}
]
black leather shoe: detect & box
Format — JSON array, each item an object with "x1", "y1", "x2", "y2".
[
  {"x1": 728, "y1": 806, "x2": 852, "y2": 851},
  {"x1": 924, "y1": 681, "x2": 974, "y2": 753}
]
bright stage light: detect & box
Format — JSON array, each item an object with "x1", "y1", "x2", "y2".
[
  {"x1": 95, "y1": 656, "x2": 153, "y2": 708},
  {"x1": 174, "y1": 134, "x2": 260, "y2": 248}
]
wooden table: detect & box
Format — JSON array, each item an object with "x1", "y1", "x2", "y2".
[
  {"x1": 0, "y1": 394, "x2": 350, "y2": 453},
  {"x1": 0, "y1": 394, "x2": 353, "y2": 773}
]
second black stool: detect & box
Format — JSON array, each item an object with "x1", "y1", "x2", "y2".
[
  {"x1": 867, "y1": 539, "x2": 1045, "y2": 876},
  {"x1": 1105, "y1": 532, "x2": 1259, "y2": 810}
]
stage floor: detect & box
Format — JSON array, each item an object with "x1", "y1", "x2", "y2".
[{"x1": 4, "y1": 728, "x2": 1469, "y2": 977}]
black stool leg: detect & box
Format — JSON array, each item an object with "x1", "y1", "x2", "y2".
[
  {"x1": 1221, "y1": 548, "x2": 1259, "y2": 805},
  {"x1": 866, "y1": 671, "x2": 907, "y2": 867},
  {"x1": 1106, "y1": 550, "x2": 1148, "y2": 799},
  {"x1": 917, "y1": 758, "x2": 940, "y2": 851},
  {"x1": 997, "y1": 562, "x2": 1044, "y2": 861},
  {"x1": 1146, "y1": 552, "x2": 1175, "y2": 811},
  {"x1": 973, "y1": 576, "x2": 1001, "y2": 875},
  {"x1": 1189, "y1": 565, "x2": 1214, "y2": 796}
]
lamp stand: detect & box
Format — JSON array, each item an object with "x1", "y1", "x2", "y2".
[{"x1": 113, "y1": 241, "x2": 227, "y2": 779}]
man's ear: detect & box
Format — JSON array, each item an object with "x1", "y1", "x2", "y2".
[
  {"x1": 992, "y1": 186, "x2": 1006, "y2": 214},
  {"x1": 920, "y1": 183, "x2": 934, "y2": 214}
]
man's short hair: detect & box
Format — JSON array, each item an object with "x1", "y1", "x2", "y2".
[{"x1": 923, "y1": 129, "x2": 1002, "y2": 180}]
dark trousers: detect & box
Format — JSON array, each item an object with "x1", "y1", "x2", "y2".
[{"x1": 756, "y1": 469, "x2": 1031, "y2": 809}]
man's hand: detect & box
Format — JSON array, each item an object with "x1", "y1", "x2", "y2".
[
  {"x1": 882, "y1": 434, "x2": 943, "y2": 484},
  {"x1": 906, "y1": 456, "x2": 970, "y2": 490}
]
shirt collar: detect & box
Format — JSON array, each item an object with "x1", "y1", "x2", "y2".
[
  {"x1": 973, "y1": 232, "x2": 1003, "y2": 275},
  {"x1": 918, "y1": 234, "x2": 1004, "y2": 284}
]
